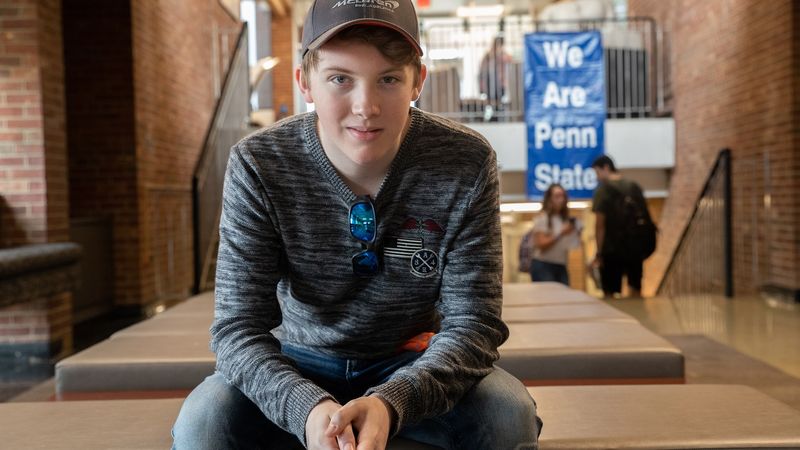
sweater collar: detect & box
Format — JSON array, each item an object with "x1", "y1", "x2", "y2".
[{"x1": 303, "y1": 108, "x2": 423, "y2": 204}]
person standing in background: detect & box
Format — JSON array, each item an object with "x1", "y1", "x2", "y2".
[
  {"x1": 478, "y1": 36, "x2": 514, "y2": 116},
  {"x1": 591, "y1": 155, "x2": 655, "y2": 298},
  {"x1": 530, "y1": 184, "x2": 582, "y2": 285}
]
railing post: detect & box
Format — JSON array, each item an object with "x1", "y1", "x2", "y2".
[{"x1": 722, "y1": 148, "x2": 733, "y2": 298}]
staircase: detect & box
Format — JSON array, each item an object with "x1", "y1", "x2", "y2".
[{"x1": 193, "y1": 23, "x2": 251, "y2": 293}]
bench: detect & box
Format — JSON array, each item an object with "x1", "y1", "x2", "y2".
[
  {"x1": 0, "y1": 398, "x2": 438, "y2": 449},
  {"x1": 57, "y1": 321, "x2": 683, "y2": 397},
  {"x1": 111, "y1": 302, "x2": 637, "y2": 340},
  {"x1": 502, "y1": 302, "x2": 636, "y2": 323},
  {"x1": 499, "y1": 321, "x2": 684, "y2": 385},
  {"x1": 110, "y1": 314, "x2": 212, "y2": 338},
  {"x1": 6, "y1": 385, "x2": 800, "y2": 449},
  {"x1": 55, "y1": 334, "x2": 214, "y2": 399},
  {"x1": 532, "y1": 384, "x2": 800, "y2": 449},
  {"x1": 503, "y1": 283, "x2": 598, "y2": 306},
  {"x1": 159, "y1": 291, "x2": 214, "y2": 317}
]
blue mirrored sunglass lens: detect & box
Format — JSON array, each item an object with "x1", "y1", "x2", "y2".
[
  {"x1": 352, "y1": 250, "x2": 379, "y2": 275},
  {"x1": 350, "y1": 201, "x2": 376, "y2": 242}
]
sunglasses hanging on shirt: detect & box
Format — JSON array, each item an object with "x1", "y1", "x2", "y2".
[{"x1": 349, "y1": 196, "x2": 379, "y2": 276}]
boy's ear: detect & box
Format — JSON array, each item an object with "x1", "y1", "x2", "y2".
[
  {"x1": 412, "y1": 64, "x2": 428, "y2": 102},
  {"x1": 295, "y1": 65, "x2": 314, "y2": 104}
]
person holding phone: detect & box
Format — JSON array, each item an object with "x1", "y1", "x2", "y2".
[{"x1": 529, "y1": 184, "x2": 582, "y2": 285}]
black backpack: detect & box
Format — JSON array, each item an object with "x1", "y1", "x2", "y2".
[{"x1": 609, "y1": 182, "x2": 657, "y2": 260}]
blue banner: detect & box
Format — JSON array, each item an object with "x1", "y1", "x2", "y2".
[{"x1": 525, "y1": 31, "x2": 605, "y2": 199}]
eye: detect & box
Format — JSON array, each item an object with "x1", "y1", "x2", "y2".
[
  {"x1": 380, "y1": 76, "x2": 400, "y2": 84},
  {"x1": 329, "y1": 75, "x2": 350, "y2": 85}
]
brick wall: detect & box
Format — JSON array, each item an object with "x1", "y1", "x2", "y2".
[
  {"x1": 63, "y1": 0, "x2": 140, "y2": 305},
  {"x1": 0, "y1": 0, "x2": 68, "y2": 246},
  {"x1": 130, "y1": 0, "x2": 238, "y2": 306},
  {"x1": 630, "y1": 0, "x2": 799, "y2": 296},
  {"x1": 38, "y1": 0, "x2": 69, "y2": 244},
  {"x1": 0, "y1": 293, "x2": 72, "y2": 358},
  {"x1": 0, "y1": 0, "x2": 72, "y2": 356},
  {"x1": 271, "y1": 11, "x2": 294, "y2": 116}
]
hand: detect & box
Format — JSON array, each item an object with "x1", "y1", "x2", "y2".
[
  {"x1": 327, "y1": 395, "x2": 393, "y2": 450},
  {"x1": 560, "y1": 221, "x2": 575, "y2": 236},
  {"x1": 306, "y1": 399, "x2": 356, "y2": 450},
  {"x1": 591, "y1": 255, "x2": 603, "y2": 268}
]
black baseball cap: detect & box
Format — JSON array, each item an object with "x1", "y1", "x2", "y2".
[{"x1": 301, "y1": 0, "x2": 423, "y2": 57}]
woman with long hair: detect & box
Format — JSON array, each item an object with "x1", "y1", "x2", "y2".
[{"x1": 529, "y1": 184, "x2": 582, "y2": 285}]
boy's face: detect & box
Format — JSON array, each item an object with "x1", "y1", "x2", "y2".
[{"x1": 296, "y1": 37, "x2": 426, "y2": 170}]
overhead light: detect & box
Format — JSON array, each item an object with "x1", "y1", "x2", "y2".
[
  {"x1": 500, "y1": 201, "x2": 591, "y2": 213},
  {"x1": 456, "y1": 5, "x2": 504, "y2": 18},
  {"x1": 250, "y1": 56, "x2": 280, "y2": 88},
  {"x1": 500, "y1": 202, "x2": 542, "y2": 213},
  {"x1": 567, "y1": 201, "x2": 591, "y2": 209}
]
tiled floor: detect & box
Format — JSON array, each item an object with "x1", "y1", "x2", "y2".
[{"x1": 609, "y1": 295, "x2": 800, "y2": 379}]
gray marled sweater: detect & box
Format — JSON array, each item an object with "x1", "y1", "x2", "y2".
[{"x1": 211, "y1": 107, "x2": 508, "y2": 443}]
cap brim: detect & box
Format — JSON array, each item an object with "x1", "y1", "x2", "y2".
[{"x1": 304, "y1": 19, "x2": 423, "y2": 57}]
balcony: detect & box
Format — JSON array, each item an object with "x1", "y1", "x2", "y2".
[{"x1": 416, "y1": 16, "x2": 674, "y2": 199}]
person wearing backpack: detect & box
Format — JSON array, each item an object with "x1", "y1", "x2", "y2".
[{"x1": 590, "y1": 155, "x2": 657, "y2": 298}]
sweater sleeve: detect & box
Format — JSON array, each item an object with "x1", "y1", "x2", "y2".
[
  {"x1": 211, "y1": 144, "x2": 334, "y2": 444},
  {"x1": 366, "y1": 149, "x2": 508, "y2": 430}
]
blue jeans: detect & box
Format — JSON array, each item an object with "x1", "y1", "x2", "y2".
[
  {"x1": 173, "y1": 344, "x2": 541, "y2": 449},
  {"x1": 529, "y1": 259, "x2": 569, "y2": 286}
]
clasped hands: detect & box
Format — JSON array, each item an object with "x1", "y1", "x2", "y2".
[{"x1": 306, "y1": 395, "x2": 394, "y2": 450}]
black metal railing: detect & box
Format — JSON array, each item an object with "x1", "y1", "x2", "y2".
[
  {"x1": 193, "y1": 23, "x2": 251, "y2": 293},
  {"x1": 659, "y1": 149, "x2": 733, "y2": 298},
  {"x1": 417, "y1": 16, "x2": 669, "y2": 122}
]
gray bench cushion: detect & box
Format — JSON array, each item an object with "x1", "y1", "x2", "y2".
[
  {"x1": 56, "y1": 335, "x2": 215, "y2": 394},
  {"x1": 160, "y1": 291, "x2": 215, "y2": 317},
  {"x1": 499, "y1": 322, "x2": 684, "y2": 382},
  {"x1": 535, "y1": 384, "x2": 800, "y2": 449},
  {"x1": 503, "y1": 283, "x2": 598, "y2": 306},
  {"x1": 111, "y1": 314, "x2": 213, "y2": 338},
  {"x1": 502, "y1": 303, "x2": 636, "y2": 323},
  {"x1": 59, "y1": 321, "x2": 684, "y2": 393},
  {"x1": 0, "y1": 398, "x2": 439, "y2": 449}
]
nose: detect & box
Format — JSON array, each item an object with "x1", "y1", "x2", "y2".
[{"x1": 351, "y1": 84, "x2": 380, "y2": 118}]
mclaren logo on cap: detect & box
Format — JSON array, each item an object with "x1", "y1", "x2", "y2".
[{"x1": 332, "y1": 0, "x2": 400, "y2": 11}]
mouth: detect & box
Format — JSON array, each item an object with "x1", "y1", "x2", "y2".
[{"x1": 347, "y1": 126, "x2": 383, "y2": 141}]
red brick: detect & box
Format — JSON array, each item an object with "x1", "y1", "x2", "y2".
[
  {"x1": 6, "y1": 94, "x2": 38, "y2": 104},
  {"x1": 0, "y1": 157, "x2": 25, "y2": 166},
  {"x1": 0, "y1": 107, "x2": 23, "y2": 116},
  {"x1": 6, "y1": 119, "x2": 41, "y2": 128},
  {"x1": 631, "y1": 0, "x2": 799, "y2": 295},
  {"x1": 0, "y1": 327, "x2": 29, "y2": 336},
  {"x1": 0, "y1": 132, "x2": 23, "y2": 141}
]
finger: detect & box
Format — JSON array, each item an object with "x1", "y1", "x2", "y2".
[
  {"x1": 335, "y1": 424, "x2": 356, "y2": 450},
  {"x1": 355, "y1": 431, "x2": 383, "y2": 450},
  {"x1": 313, "y1": 433, "x2": 342, "y2": 450},
  {"x1": 354, "y1": 424, "x2": 387, "y2": 450},
  {"x1": 356, "y1": 437, "x2": 385, "y2": 450},
  {"x1": 326, "y1": 403, "x2": 360, "y2": 437}
]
